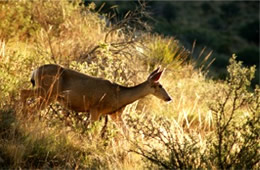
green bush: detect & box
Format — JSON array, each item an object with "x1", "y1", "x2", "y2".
[
  {"x1": 209, "y1": 54, "x2": 259, "y2": 169},
  {"x1": 144, "y1": 34, "x2": 190, "y2": 69}
]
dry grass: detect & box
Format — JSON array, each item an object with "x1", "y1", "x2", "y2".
[{"x1": 0, "y1": 1, "x2": 258, "y2": 169}]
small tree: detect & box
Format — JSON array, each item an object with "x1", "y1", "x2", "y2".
[{"x1": 209, "y1": 54, "x2": 259, "y2": 169}]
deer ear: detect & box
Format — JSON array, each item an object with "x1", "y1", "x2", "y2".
[
  {"x1": 148, "y1": 66, "x2": 161, "y2": 79},
  {"x1": 149, "y1": 70, "x2": 163, "y2": 82}
]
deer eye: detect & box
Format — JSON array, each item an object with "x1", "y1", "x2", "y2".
[{"x1": 158, "y1": 85, "x2": 162, "y2": 88}]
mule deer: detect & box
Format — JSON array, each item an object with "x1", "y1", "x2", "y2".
[{"x1": 21, "y1": 64, "x2": 171, "y2": 134}]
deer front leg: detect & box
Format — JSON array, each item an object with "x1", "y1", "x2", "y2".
[
  {"x1": 101, "y1": 115, "x2": 108, "y2": 138},
  {"x1": 86, "y1": 110, "x2": 102, "y2": 130},
  {"x1": 89, "y1": 110, "x2": 102, "y2": 123},
  {"x1": 109, "y1": 111, "x2": 128, "y2": 137}
]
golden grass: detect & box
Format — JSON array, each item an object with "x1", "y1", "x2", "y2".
[{"x1": 0, "y1": 1, "x2": 258, "y2": 169}]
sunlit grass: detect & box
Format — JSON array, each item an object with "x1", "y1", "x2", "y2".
[{"x1": 0, "y1": 1, "x2": 258, "y2": 169}]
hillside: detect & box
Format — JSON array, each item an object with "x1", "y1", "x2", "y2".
[
  {"x1": 0, "y1": 1, "x2": 259, "y2": 169},
  {"x1": 91, "y1": 1, "x2": 259, "y2": 86}
]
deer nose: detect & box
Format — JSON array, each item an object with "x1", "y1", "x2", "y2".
[{"x1": 165, "y1": 97, "x2": 172, "y2": 102}]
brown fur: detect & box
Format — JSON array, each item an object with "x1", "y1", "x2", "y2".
[{"x1": 21, "y1": 64, "x2": 171, "y2": 133}]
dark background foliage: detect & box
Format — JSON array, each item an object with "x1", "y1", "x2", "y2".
[{"x1": 87, "y1": 1, "x2": 259, "y2": 86}]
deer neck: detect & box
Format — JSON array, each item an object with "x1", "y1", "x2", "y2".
[{"x1": 117, "y1": 81, "x2": 150, "y2": 108}]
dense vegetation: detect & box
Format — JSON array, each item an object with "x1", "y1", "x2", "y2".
[
  {"x1": 92, "y1": 1, "x2": 259, "y2": 86},
  {"x1": 0, "y1": 1, "x2": 259, "y2": 169}
]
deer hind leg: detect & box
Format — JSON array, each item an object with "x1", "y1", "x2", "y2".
[
  {"x1": 21, "y1": 89, "x2": 35, "y2": 106},
  {"x1": 20, "y1": 87, "x2": 55, "y2": 112}
]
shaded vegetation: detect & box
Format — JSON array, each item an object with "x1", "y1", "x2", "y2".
[{"x1": 92, "y1": 1, "x2": 259, "y2": 86}]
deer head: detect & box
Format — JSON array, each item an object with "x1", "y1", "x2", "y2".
[{"x1": 147, "y1": 67, "x2": 172, "y2": 102}]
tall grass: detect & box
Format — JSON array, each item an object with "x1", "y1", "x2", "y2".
[
  {"x1": 0, "y1": 1, "x2": 258, "y2": 169},
  {"x1": 127, "y1": 55, "x2": 259, "y2": 169}
]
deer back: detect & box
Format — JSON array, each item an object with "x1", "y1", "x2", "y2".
[{"x1": 57, "y1": 68, "x2": 119, "y2": 113}]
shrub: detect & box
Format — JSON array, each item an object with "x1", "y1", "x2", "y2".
[
  {"x1": 127, "y1": 113, "x2": 206, "y2": 169},
  {"x1": 208, "y1": 54, "x2": 259, "y2": 169},
  {"x1": 128, "y1": 55, "x2": 259, "y2": 169},
  {"x1": 0, "y1": 1, "x2": 39, "y2": 42},
  {"x1": 143, "y1": 34, "x2": 190, "y2": 69}
]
